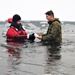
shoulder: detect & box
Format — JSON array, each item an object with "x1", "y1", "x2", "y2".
[
  {"x1": 52, "y1": 18, "x2": 61, "y2": 25},
  {"x1": 52, "y1": 21, "x2": 60, "y2": 25},
  {"x1": 52, "y1": 21, "x2": 61, "y2": 29},
  {"x1": 7, "y1": 27, "x2": 17, "y2": 32}
]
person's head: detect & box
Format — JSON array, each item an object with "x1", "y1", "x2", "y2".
[
  {"x1": 45, "y1": 10, "x2": 54, "y2": 21},
  {"x1": 12, "y1": 14, "x2": 21, "y2": 25}
]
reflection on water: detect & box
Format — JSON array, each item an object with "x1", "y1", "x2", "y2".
[
  {"x1": 7, "y1": 48, "x2": 21, "y2": 67},
  {"x1": 6, "y1": 42, "x2": 22, "y2": 75},
  {"x1": 45, "y1": 45, "x2": 61, "y2": 75}
]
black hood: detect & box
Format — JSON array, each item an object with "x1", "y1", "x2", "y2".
[{"x1": 10, "y1": 22, "x2": 24, "y2": 30}]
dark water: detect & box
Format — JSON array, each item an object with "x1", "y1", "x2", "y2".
[{"x1": 0, "y1": 21, "x2": 75, "y2": 75}]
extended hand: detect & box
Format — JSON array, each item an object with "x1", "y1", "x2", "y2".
[
  {"x1": 28, "y1": 33, "x2": 35, "y2": 41},
  {"x1": 34, "y1": 33, "x2": 42, "y2": 39},
  {"x1": 37, "y1": 35, "x2": 42, "y2": 39}
]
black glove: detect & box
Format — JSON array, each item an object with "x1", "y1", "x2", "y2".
[{"x1": 28, "y1": 33, "x2": 35, "y2": 41}]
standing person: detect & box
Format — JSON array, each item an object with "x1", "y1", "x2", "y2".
[
  {"x1": 6, "y1": 14, "x2": 35, "y2": 42},
  {"x1": 37, "y1": 10, "x2": 62, "y2": 45}
]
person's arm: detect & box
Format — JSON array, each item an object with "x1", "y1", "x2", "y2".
[
  {"x1": 38, "y1": 24, "x2": 60, "y2": 41},
  {"x1": 16, "y1": 33, "x2": 35, "y2": 41}
]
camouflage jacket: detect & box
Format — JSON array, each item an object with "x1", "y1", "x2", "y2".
[{"x1": 41, "y1": 18, "x2": 62, "y2": 44}]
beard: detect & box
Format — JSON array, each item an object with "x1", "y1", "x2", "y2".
[{"x1": 10, "y1": 22, "x2": 24, "y2": 30}]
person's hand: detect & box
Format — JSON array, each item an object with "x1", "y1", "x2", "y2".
[
  {"x1": 37, "y1": 35, "x2": 42, "y2": 39},
  {"x1": 34, "y1": 33, "x2": 42, "y2": 39},
  {"x1": 28, "y1": 33, "x2": 35, "y2": 41},
  {"x1": 34, "y1": 33, "x2": 39, "y2": 38}
]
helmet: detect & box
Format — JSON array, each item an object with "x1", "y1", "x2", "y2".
[{"x1": 7, "y1": 18, "x2": 12, "y2": 23}]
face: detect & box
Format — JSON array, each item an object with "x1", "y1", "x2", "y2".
[
  {"x1": 17, "y1": 20, "x2": 22, "y2": 25},
  {"x1": 46, "y1": 15, "x2": 53, "y2": 21}
]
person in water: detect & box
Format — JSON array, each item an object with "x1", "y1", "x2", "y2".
[
  {"x1": 6, "y1": 14, "x2": 35, "y2": 42},
  {"x1": 36, "y1": 10, "x2": 62, "y2": 45}
]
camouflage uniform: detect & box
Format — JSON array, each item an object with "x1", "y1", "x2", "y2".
[{"x1": 41, "y1": 18, "x2": 62, "y2": 45}]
